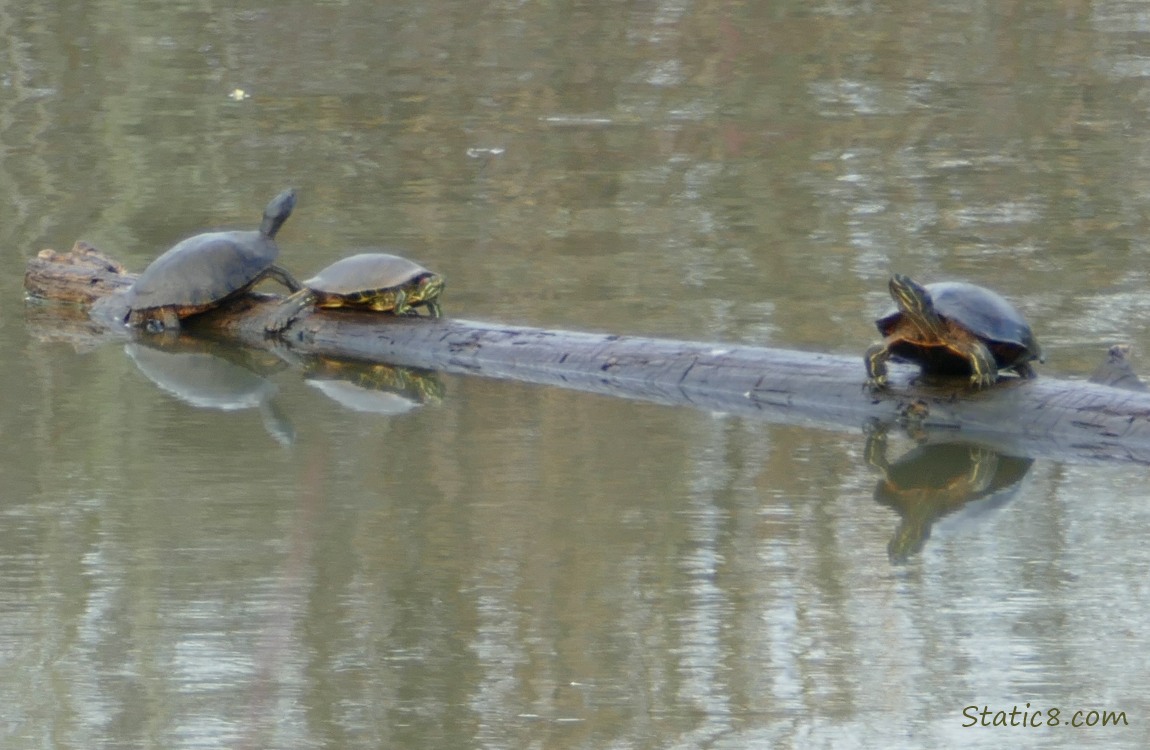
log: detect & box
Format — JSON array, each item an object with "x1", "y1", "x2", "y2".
[
  {"x1": 24, "y1": 245, "x2": 1150, "y2": 465},
  {"x1": 24, "y1": 242, "x2": 132, "y2": 303}
]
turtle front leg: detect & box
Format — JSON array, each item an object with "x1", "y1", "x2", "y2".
[
  {"x1": 864, "y1": 342, "x2": 892, "y2": 390},
  {"x1": 153, "y1": 306, "x2": 181, "y2": 332},
  {"x1": 962, "y1": 340, "x2": 999, "y2": 388},
  {"x1": 128, "y1": 306, "x2": 179, "y2": 332},
  {"x1": 263, "y1": 264, "x2": 304, "y2": 293},
  {"x1": 390, "y1": 289, "x2": 410, "y2": 315},
  {"x1": 1013, "y1": 361, "x2": 1038, "y2": 379},
  {"x1": 265, "y1": 290, "x2": 317, "y2": 333}
]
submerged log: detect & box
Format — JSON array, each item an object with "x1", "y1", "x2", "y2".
[{"x1": 24, "y1": 245, "x2": 1150, "y2": 465}]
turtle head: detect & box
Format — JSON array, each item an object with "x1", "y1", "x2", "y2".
[
  {"x1": 260, "y1": 188, "x2": 297, "y2": 238},
  {"x1": 889, "y1": 274, "x2": 933, "y2": 318}
]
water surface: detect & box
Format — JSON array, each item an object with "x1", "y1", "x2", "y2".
[{"x1": 4, "y1": 1, "x2": 1150, "y2": 748}]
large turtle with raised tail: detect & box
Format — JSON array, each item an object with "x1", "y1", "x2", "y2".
[{"x1": 124, "y1": 188, "x2": 302, "y2": 331}]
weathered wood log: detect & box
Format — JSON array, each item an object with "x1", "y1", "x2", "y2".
[
  {"x1": 24, "y1": 242, "x2": 132, "y2": 303},
  {"x1": 24, "y1": 245, "x2": 1150, "y2": 465}
]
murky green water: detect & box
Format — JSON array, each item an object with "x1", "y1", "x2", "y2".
[{"x1": 5, "y1": 1, "x2": 1150, "y2": 747}]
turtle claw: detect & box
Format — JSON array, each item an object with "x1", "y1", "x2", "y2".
[
  {"x1": 967, "y1": 348, "x2": 999, "y2": 389},
  {"x1": 970, "y1": 375, "x2": 995, "y2": 389},
  {"x1": 141, "y1": 306, "x2": 181, "y2": 333},
  {"x1": 264, "y1": 311, "x2": 296, "y2": 335},
  {"x1": 264, "y1": 305, "x2": 295, "y2": 334},
  {"x1": 264, "y1": 290, "x2": 314, "y2": 335}
]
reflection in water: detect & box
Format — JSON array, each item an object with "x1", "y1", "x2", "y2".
[
  {"x1": 307, "y1": 380, "x2": 424, "y2": 416},
  {"x1": 285, "y1": 352, "x2": 444, "y2": 415},
  {"x1": 864, "y1": 432, "x2": 1033, "y2": 563},
  {"x1": 125, "y1": 338, "x2": 295, "y2": 446},
  {"x1": 11, "y1": 0, "x2": 1150, "y2": 747}
]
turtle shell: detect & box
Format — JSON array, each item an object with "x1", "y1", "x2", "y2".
[
  {"x1": 124, "y1": 231, "x2": 279, "y2": 314},
  {"x1": 876, "y1": 281, "x2": 1040, "y2": 371},
  {"x1": 306, "y1": 252, "x2": 435, "y2": 296},
  {"x1": 125, "y1": 188, "x2": 295, "y2": 316}
]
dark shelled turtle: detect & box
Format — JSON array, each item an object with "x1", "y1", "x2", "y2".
[
  {"x1": 864, "y1": 274, "x2": 1042, "y2": 389},
  {"x1": 265, "y1": 251, "x2": 445, "y2": 332},
  {"x1": 124, "y1": 188, "x2": 302, "y2": 331}
]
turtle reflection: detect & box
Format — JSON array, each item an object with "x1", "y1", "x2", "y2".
[
  {"x1": 302, "y1": 357, "x2": 444, "y2": 415},
  {"x1": 864, "y1": 432, "x2": 1033, "y2": 563},
  {"x1": 125, "y1": 338, "x2": 294, "y2": 446}
]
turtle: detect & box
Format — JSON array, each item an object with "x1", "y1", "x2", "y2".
[
  {"x1": 864, "y1": 274, "x2": 1042, "y2": 389},
  {"x1": 124, "y1": 188, "x2": 302, "y2": 331},
  {"x1": 265, "y1": 251, "x2": 445, "y2": 333}
]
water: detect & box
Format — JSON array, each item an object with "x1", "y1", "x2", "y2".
[{"x1": 4, "y1": 1, "x2": 1150, "y2": 747}]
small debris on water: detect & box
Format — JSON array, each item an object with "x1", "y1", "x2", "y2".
[{"x1": 540, "y1": 115, "x2": 616, "y2": 127}]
